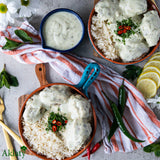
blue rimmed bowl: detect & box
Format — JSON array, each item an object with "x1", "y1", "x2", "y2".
[{"x1": 40, "y1": 8, "x2": 85, "y2": 52}]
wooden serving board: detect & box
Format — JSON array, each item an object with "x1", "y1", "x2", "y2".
[
  {"x1": 18, "y1": 63, "x2": 48, "y2": 155},
  {"x1": 92, "y1": 0, "x2": 157, "y2": 57}
]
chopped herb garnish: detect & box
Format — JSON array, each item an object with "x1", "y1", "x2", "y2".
[
  {"x1": 115, "y1": 18, "x2": 138, "y2": 44},
  {"x1": 46, "y1": 112, "x2": 68, "y2": 133}
]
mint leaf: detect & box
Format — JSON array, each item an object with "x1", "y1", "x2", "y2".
[
  {"x1": 2, "y1": 75, "x2": 10, "y2": 89},
  {"x1": 155, "y1": 148, "x2": 160, "y2": 157},
  {"x1": 0, "y1": 65, "x2": 19, "y2": 89},
  {"x1": 143, "y1": 143, "x2": 160, "y2": 157},
  {"x1": 122, "y1": 65, "x2": 142, "y2": 81},
  {"x1": 0, "y1": 75, "x2": 3, "y2": 89},
  {"x1": 3, "y1": 72, "x2": 19, "y2": 87},
  {"x1": 2, "y1": 38, "x2": 23, "y2": 50},
  {"x1": 143, "y1": 144, "x2": 155, "y2": 153},
  {"x1": 15, "y1": 29, "x2": 33, "y2": 43},
  {"x1": 2, "y1": 29, "x2": 33, "y2": 51}
]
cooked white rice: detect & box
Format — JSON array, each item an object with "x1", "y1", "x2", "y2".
[
  {"x1": 22, "y1": 85, "x2": 92, "y2": 160},
  {"x1": 22, "y1": 111, "x2": 75, "y2": 160},
  {"x1": 91, "y1": 15, "x2": 119, "y2": 60}
]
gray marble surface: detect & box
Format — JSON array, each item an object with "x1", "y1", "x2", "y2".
[{"x1": 0, "y1": 0, "x2": 160, "y2": 160}]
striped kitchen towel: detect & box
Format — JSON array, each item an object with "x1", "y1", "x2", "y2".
[{"x1": 0, "y1": 21, "x2": 160, "y2": 153}]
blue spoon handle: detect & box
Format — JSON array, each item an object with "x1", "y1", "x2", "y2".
[{"x1": 74, "y1": 63, "x2": 100, "y2": 97}]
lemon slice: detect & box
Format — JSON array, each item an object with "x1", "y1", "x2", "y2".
[
  {"x1": 152, "y1": 51, "x2": 160, "y2": 56},
  {"x1": 144, "y1": 60, "x2": 160, "y2": 70},
  {"x1": 137, "y1": 71, "x2": 160, "y2": 87},
  {"x1": 142, "y1": 66, "x2": 160, "y2": 76},
  {"x1": 149, "y1": 54, "x2": 160, "y2": 61},
  {"x1": 136, "y1": 78, "x2": 157, "y2": 99}
]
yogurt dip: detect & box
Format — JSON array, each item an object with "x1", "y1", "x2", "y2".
[
  {"x1": 42, "y1": 11, "x2": 83, "y2": 50},
  {"x1": 22, "y1": 85, "x2": 92, "y2": 160}
]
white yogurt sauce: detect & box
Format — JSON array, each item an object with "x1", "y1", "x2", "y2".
[
  {"x1": 119, "y1": 0, "x2": 147, "y2": 18},
  {"x1": 140, "y1": 10, "x2": 160, "y2": 47},
  {"x1": 43, "y1": 11, "x2": 83, "y2": 50},
  {"x1": 23, "y1": 85, "x2": 92, "y2": 152}
]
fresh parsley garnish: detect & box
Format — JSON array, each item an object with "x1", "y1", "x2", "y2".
[
  {"x1": 122, "y1": 65, "x2": 142, "y2": 81},
  {"x1": 115, "y1": 18, "x2": 138, "y2": 44},
  {"x1": 46, "y1": 112, "x2": 68, "y2": 133},
  {"x1": 143, "y1": 142, "x2": 160, "y2": 157},
  {"x1": 0, "y1": 64, "x2": 19, "y2": 89},
  {"x1": 2, "y1": 29, "x2": 33, "y2": 50}
]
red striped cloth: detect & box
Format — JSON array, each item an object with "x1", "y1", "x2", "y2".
[{"x1": 0, "y1": 21, "x2": 160, "y2": 153}]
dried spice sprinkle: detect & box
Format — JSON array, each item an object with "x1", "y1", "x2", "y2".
[
  {"x1": 115, "y1": 18, "x2": 138, "y2": 44},
  {"x1": 46, "y1": 112, "x2": 68, "y2": 132}
]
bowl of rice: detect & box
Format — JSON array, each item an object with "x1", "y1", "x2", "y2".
[
  {"x1": 19, "y1": 84, "x2": 97, "y2": 160},
  {"x1": 18, "y1": 63, "x2": 100, "y2": 160},
  {"x1": 88, "y1": 0, "x2": 160, "y2": 65}
]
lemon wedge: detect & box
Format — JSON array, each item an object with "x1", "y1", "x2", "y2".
[
  {"x1": 144, "y1": 60, "x2": 160, "y2": 70},
  {"x1": 142, "y1": 66, "x2": 160, "y2": 76},
  {"x1": 137, "y1": 71, "x2": 160, "y2": 87},
  {"x1": 136, "y1": 78, "x2": 157, "y2": 99},
  {"x1": 149, "y1": 54, "x2": 160, "y2": 61}
]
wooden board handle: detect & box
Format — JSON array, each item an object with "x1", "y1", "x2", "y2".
[{"x1": 35, "y1": 64, "x2": 48, "y2": 86}]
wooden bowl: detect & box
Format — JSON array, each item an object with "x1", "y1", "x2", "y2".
[
  {"x1": 18, "y1": 64, "x2": 97, "y2": 160},
  {"x1": 88, "y1": 0, "x2": 160, "y2": 65}
]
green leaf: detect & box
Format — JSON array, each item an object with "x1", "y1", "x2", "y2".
[
  {"x1": 0, "y1": 64, "x2": 19, "y2": 89},
  {"x1": 122, "y1": 65, "x2": 142, "y2": 81},
  {"x1": 15, "y1": 29, "x2": 33, "y2": 43},
  {"x1": 143, "y1": 143, "x2": 160, "y2": 153},
  {"x1": 0, "y1": 74, "x2": 3, "y2": 89},
  {"x1": 4, "y1": 72, "x2": 19, "y2": 87},
  {"x1": 2, "y1": 75, "x2": 10, "y2": 89},
  {"x1": 136, "y1": 68, "x2": 143, "y2": 77},
  {"x1": 143, "y1": 145, "x2": 154, "y2": 153},
  {"x1": 2, "y1": 38, "x2": 23, "y2": 50},
  {"x1": 154, "y1": 148, "x2": 160, "y2": 157}
]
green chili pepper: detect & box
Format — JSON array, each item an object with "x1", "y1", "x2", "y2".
[
  {"x1": 107, "y1": 80, "x2": 126, "y2": 141},
  {"x1": 109, "y1": 100, "x2": 145, "y2": 142},
  {"x1": 102, "y1": 91, "x2": 145, "y2": 143}
]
